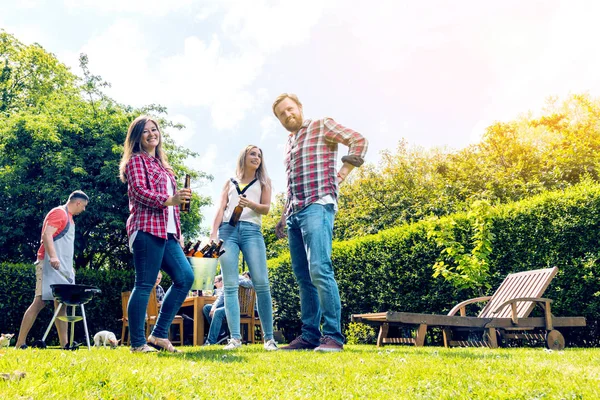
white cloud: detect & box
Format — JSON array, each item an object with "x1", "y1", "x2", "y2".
[
  {"x1": 16, "y1": 0, "x2": 46, "y2": 9},
  {"x1": 63, "y1": 0, "x2": 194, "y2": 16},
  {"x1": 158, "y1": 35, "x2": 265, "y2": 129},
  {"x1": 59, "y1": 0, "x2": 335, "y2": 131},
  {"x1": 260, "y1": 116, "x2": 277, "y2": 142},
  {"x1": 60, "y1": 19, "x2": 155, "y2": 107},
  {"x1": 188, "y1": 143, "x2": 218, "y2": 176},
  {"x1": 219, "y1": 0, "x2": 332, "y2": 54},
  {"x1": 166, "y1": 114, "x2": 196, "y2": 146},
  {"x1": 1, "y1": 23, "x2": 46, "y2": 46},
  {"x1": 195, "y1": 3, "x2": 219, "y2": 21}
]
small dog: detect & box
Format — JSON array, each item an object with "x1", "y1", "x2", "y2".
[
  {"x1": 93, "y1": 331, "x2": 119, "y2": 348},
  {"x1": 0, "y1": 333, "x2": 14, "y2": 348}
]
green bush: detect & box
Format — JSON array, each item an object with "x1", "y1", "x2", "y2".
[
  {"x1": 0, "y1": 263, "x2": 136, "y2": 345},
  {"x1": 345, "y1": 322, "x2": 376, "y2": 345},
  {"x1": 268, "y1": 181, "x2": 600, "y2": 346},
  {"x1": 2, "y1": 182, "x2": 599, "y2": 347}
]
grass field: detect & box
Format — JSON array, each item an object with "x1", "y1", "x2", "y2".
[{"x1": 1, "y1": 344, "x2": 599, "y2": 399}]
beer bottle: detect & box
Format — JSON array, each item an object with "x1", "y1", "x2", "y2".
[
  {"x1": 228, "y1": 194, "x2": 245, "y2": 227},
  {"x1": 212, "y1": 239, "x2": 224, "y2": 258},
  {"x1": 180, "y1": 174, "x2": 191, "y2": 212},
  {"x1": 182, "y1": 241, "x2": 193, "y2": 255},
  {"x1": 204, "y1": 240, "x2": 218, "y2": 258},
  {"x1": 194, "y1": 243, "x2": 211, "y2": 258},
  {"x1": 188, "y1": 241, "x2": 201, "y2": 257}
]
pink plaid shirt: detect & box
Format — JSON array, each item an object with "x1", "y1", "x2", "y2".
[
  {"x1": 125, "y1": 152, "x2": 181, "y2": 240},
  {"x1": 284, "y1": 118, "x2": 368, "y2": 215}
]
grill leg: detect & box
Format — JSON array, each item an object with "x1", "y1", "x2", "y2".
[
  {"x1": 42, "y1": 303, "x2": 63, "y2": 342},
  {"x1": 70, "y1": 306, "x2": 76, "y2": 348},
  {"x1": 81, "y1": 304, "x2": 91, "y2": 350}
]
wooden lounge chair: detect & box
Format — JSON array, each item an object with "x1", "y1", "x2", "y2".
[{"x1": 351, "y1": 267, "x2": 586, "y2": 350}]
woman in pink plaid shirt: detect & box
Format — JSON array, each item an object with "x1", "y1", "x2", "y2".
[{"x1": 119, "y1": 115, "x2": 194, "y2": 353}]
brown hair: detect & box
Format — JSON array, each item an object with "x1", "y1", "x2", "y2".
[
  {"x1": 272, "y1": 93, "x2": 302, "y2": 117},
  {"x1": 119, "y1": 115, "x2": 172, "y2": 183}
]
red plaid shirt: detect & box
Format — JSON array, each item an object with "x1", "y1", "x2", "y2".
[
  {"x1": 125, "y1": 152, "x2": 181, "y2": 240},
  {"x1": 284, "y1": 118, "x2": 368, "y2": 215}
]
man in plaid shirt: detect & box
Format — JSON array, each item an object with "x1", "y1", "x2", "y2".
[{"x1": 273, "y1": 93, "x2": 368, "y2": 352}]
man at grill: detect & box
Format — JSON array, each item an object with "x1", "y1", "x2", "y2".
[{"x1": 14, "y1": 190, "x2": 89, "y2": 349}]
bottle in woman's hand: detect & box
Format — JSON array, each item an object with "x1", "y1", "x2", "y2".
[
  {"x1": 228, "y1": 195, "x2": 246, "y2": 227},
  {"x1": 180, "y1": 174, "x2": 191, "y2": 212}
]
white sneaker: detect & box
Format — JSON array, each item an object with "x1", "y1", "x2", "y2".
[
  {"x1": 264, "y1": 339, "x2": 279, "y2": 351},
  {"x1": 224, "y1": 338, "x2": 242, "y2": 350}
]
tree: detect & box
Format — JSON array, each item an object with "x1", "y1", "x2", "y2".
[
  {"x1": 0, "y1": 31, "x2": 75, "y2": 114},
  {"x1": 263, "y1": 93, "x2": 600, "y2": 255},
  {"x1": 0, "y1": 33, "x2": 212, "y2": 269}
]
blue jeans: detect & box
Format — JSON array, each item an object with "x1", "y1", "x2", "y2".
[
  {"x1": 218, "y1": 221, "x2": 274, "y2": 341},
  {"x1": 203, "y1": 304, "x2": 228, "y2": 344},
  {"x1": 128, "y1": 231, "x2": 194, "y2": 348},
  {"x1": 287, "y1": 203, "x2": 344, "y2": 345}
]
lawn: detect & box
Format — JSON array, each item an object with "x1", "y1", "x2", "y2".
[{"x1": 1, "y1": 345, "x2": 599, "y2": 399}]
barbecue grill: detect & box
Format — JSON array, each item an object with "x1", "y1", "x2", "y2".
[{"x1": 33, "y1": 284, "x2": 101, "y2": 350}]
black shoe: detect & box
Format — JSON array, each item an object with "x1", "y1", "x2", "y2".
[
  {"x1": 63, "y1": 342, "x2": 81, "y2": 351},
  {"x1": 216, "y1": 332, "x2": 229, "y2": 344},
  {"x1": 18, "y1": 344, "x2": 28, "y2": 350},
  {"x1": 31, "y1": 340, "x2": 47, "y2": 349},
  {"x1": 216, "y1": 335, "x2": 229, "y2": 345}
]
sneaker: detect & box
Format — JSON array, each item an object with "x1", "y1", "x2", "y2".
[
  {"x1": 17, "y1": 344, "x2": 28, "y2": 350},
  {"x1": 264, "y1": 339, "x2": 279, "y2": 351},
  {"x1": 202, "y1": 341, "x2": 214, "y2": 346},
  {"x1": 280, "y1": 335, "x2": 318, "y2": 351},
  {"x1": 216, "y1": 332, "x2": 229, "y2": 345},
  {"x1": 223, "y1": 338, "x2": 242, "y2": 350},
  {"x1": 131, "y1": 344, "x2": 157, "y2": 353},
  {"x1": 314, "y1": 336, "x2": 343, "y2": 352}
]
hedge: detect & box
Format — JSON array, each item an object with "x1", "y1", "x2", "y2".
[
  {"x1": 268, "y1": 181, "x2": 600, "y2": 346},
  {"x1": 1, "y1": 182, "x2": 599, "y2": 347},
  {"x1": 0, "y1": 264, "x2": 144, "y2": 346}
]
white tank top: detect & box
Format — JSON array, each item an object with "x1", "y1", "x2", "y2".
[{"x1": 223, "y1": 179, "x2": 263, "y2": 227}]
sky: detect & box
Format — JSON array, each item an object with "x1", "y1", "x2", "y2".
[{"x1": 2, "y1": 0, "x2": 600, "y2": 231}]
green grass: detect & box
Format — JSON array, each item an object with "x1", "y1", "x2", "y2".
[{"x1": 1, "y1": 345, "x2": 599, "y2": 399}]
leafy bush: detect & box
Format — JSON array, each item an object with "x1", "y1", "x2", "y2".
[
  {"x1": 2, "y1": 181, "x2": 599, "y2": 347},
  {"x1": 0, "y1": 263, "x2": 136, "y2": 345},
  {"x1": 268, "y1": 181, "x2": 600, "y2": 347},
  {"x1": 345, "y1": 322, "x2": 376, "y2": 345}
]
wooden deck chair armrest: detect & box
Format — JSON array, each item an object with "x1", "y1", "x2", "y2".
[
  {"x1": 447, "y1": 296, "x2": 492, "y2": 316},
  {"x1": 492, "y1": 297, "x2": 554, "y2": 329}
]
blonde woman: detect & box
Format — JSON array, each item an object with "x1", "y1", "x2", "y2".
[{"x1": 210, "y1": 145, "x2": 277, "y2": 351}]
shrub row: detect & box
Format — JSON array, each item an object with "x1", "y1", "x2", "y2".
[
  {"x1": 2, "y1": 182, "x2": 599, "y2": 346},
  {"x1": 268, "y1": 181, "x2": 600, "y2": 346},
  {"x1": 0, "y1": 264, "x2": 138, "y2": 345}
]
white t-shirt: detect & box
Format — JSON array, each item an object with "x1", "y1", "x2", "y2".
[{"x1": 166, "y1": 179, "x2": 177, "y2": 234}]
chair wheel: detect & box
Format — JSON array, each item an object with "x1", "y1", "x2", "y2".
[{"x1": 545, "y1": 330, "x2": 565, "y2": 350}]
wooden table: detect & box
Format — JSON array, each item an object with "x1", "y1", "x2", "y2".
[{"x1": 180, "y1": 295, "x2": 217, "y2": 346}]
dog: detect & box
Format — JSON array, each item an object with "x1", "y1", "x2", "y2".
[
  {"x1": 93, "y1": 331, "x2": 119, "y2": 348},
  {"x1": 0, "y1": 333, "x2": 14, "y2": 348}
]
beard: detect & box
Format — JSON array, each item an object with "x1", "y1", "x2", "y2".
[{"x1": 283, "y1": 114, "x2": 303, "y2": 132}]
